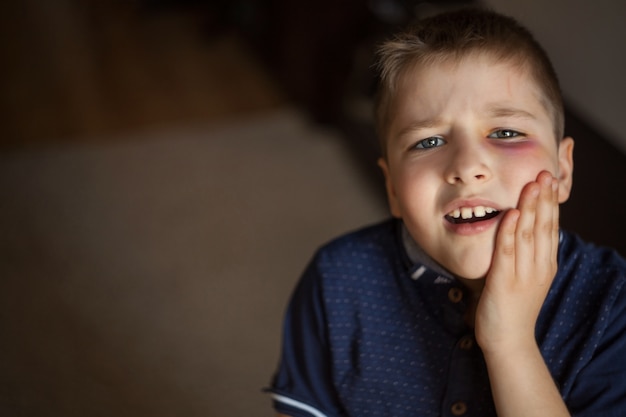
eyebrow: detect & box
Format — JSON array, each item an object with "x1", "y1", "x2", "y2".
[
  {"x1": 392, "y1": 106, "x2": 539, "y2": 141},
  {"x1": 394, "y1": 117, "x2": 443, "y2": 140}
]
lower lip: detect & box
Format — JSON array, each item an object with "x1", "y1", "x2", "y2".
[{"x1": 444, "y1": 212, "x2": 502, "y2": 236}]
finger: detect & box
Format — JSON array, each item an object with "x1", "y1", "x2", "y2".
[
  {"x1": 489, "y1": 208, "x2": 519, "y2": 283},
  {"x1": 550, "y1": 177, "x2": 560, "y2": 270},
  {"x1": 515, "y1": 180, "x2": 540, "y2": 279},
  {"x1": 534, "y1": 172, "x2": 557, "y2": 276}
]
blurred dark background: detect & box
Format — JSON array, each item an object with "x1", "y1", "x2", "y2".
[
  {"x1": 224, "y1": 0, "x2": 626, "y2": 257},
  {"x1": 2, "y1": 0, "x2": 624, "y2": 251},
  {"x1": 0, "y1": 1, "x2": 624, "y2": 416}
]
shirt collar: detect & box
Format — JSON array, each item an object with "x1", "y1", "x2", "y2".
[{"x1": 400, "y1": 221, "x2": 454, "y2": 280}]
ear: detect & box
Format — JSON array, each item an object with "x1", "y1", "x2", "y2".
[
  {"x1": 377, "y1": 157, "x2": 403, "y2": 218},
  {"x1": 557, "y1": 137, "x2": 575, "y2": 203}
]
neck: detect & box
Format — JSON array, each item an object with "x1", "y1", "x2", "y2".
[
  {"x1": 456, "y1": 277, "x2": 484, "y2": 328},
  {"x1": 456, "y1": 276, "x2": 485, "y2": 299}
]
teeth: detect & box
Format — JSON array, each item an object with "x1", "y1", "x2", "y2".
[
  {"x1": 448, "y1": 205, "x2": 497, "y2": 219},
  {"x1": 461, "y1": 207, "x2": 473, "y2": 219},
  {"x1": 473, "y1": 206, "x2": 486, "y2": 217}
]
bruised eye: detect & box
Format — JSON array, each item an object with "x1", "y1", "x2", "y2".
[
  {"x1": 413, "y1": 136, "x2": 446, "y2": 149},
  {"x1": 488, "y1": 129, "x2": 522, "y2": 139}
]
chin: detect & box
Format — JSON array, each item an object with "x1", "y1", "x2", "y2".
[
  {"x1": 445, "y1": 245, "x2": 495, "y2": 281},
  {"x1": 449, "y1": 261, "x2": 490, "y2": 281},
  {"x1": 457, "y1": 271, "x2": 488, "y2": 281}
]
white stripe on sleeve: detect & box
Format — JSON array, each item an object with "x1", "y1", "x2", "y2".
[{"x1": 272, "y1": 394, "x2": 328, "y2": 417}]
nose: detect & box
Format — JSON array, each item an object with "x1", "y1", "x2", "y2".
[{"x1": 444, "y1": 142, "x2": 492, "y2": 185}]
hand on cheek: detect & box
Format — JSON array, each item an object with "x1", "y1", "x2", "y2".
[{"x1": 475, "y1": 171, "x2": 559, "y2": 354}]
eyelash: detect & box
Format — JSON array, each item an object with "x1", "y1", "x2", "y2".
[
  {"x1": 488, "y1": 129, "x2": 524, "y2": 139},
  {"x1": 410, "y1": 129, "x2": 525, "y2": 151},
  {"x1": 412, "y1": 136, "x2": 446, "y2": 150}
]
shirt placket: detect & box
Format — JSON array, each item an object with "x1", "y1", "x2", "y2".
[
  {"x1": 409, "y1": 264, "x2": 488, "y2": 417},
  {"x1": 440, "y1": 281, "x2": 488, "y2": 417}
]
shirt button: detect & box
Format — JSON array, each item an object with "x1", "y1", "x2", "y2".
[
  {"x1": 451, "y1": 401, "x2": 468, "y2": 416},
  {"x1": 448, "y1": 287, "x2": 463, "y2": 303},
  {"x1": 459, "y1": 335, "x2": 474, "y2": 350}
]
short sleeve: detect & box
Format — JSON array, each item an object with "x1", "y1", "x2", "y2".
[
  {"x1": 269, "y1": 255, "x2": 345, "y2": 417},
  {"x1": 566, "y1": 283, "x2": 626, "y2": 416}
]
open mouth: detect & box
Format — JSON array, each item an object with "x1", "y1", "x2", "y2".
[{"x1": 445, "y1": 206, "x2": 501, "y2": 224}]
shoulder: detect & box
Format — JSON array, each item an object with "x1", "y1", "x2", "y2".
[
  {"x1": 549, "y1": 233, "x2": 626, "y2": 413},
  {"x1": 310, "y1": 218, "x2": 405, "y2": 272},
  {"x1": 541, "y1": 232, "x2": 626, "y2": 366},
  {"x1": 548, "y1": 230, "x2": 626, "y2": 326},
  {"x1": 294, "y1": 218, "x2": 408, "y2": 301},
  {"x1": 558, "y1": 230, "x2": 626, "y2": 287},
  {"x1": 321, "y1": 218, "x2": 398, "y2": 251},
  {"x1": 284, "y1": 219, "x2": 406, "y2": 334}
]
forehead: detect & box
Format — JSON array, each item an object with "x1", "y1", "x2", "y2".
[
  {"x1": 400, "y1": 53, "x2": 540, "y2": 104},
  {"x1": 387, "y1": 53, "x2": 552, "y2": 135}
]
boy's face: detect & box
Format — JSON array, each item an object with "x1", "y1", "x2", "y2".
[{"x1": 379, "y1": 53, "x2": 574, "y2": 280}]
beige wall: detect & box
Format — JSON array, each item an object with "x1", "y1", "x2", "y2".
[{"x1": 0, "y1": 111, "x2": 388, "y2": 416}]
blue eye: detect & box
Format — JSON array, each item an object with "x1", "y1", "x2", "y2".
[
  {"x1": 488, "y1": 129, "x2": 522, "y2": 139},
  {"x1": 414, "y1": 136, "x2": 446, "y2": 149}
]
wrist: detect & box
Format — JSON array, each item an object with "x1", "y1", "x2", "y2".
[{"x1": 478, "y1": 333, "x2": 540, "y2": 359}]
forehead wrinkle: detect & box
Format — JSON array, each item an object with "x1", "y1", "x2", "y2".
[{"x1": 484, "y1": 104, "x2": 538, "y2": 121}]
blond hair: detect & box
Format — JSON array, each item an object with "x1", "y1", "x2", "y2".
[{"x1": 374, "y1": 8, "x2": 564, "y2": 157}]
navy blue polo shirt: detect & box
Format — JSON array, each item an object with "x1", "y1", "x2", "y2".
[{"x1": 269, "y1": 219, "x2": 626, "y2": 417}]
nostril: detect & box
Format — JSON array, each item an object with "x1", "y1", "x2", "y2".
[{"x1": 447, "y1": 168, "x2": 490, "y2": 184}]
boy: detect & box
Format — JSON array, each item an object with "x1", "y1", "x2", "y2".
[{"x1": 269, "y1": 8, "x2": 626, "y2": 417}]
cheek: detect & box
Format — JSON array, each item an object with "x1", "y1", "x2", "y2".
[
  {"x1": 494, "y1": 141, "x2": 559, "y2": 175},
  {"x1": 394, "y1": 165, "x2": 437, "y2": 207},
  {"x1": 496, "y1": 147, "x2": 559, "y2": 203}
]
